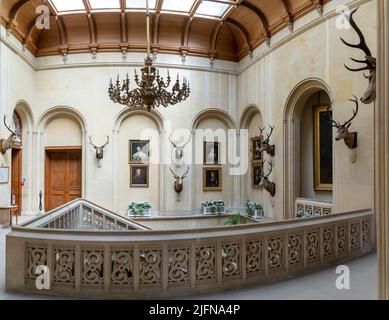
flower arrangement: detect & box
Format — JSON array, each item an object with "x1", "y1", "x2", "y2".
[
  {"x1": 128, "y1": 201, "x2": 152, "y2": 216},
  {"x1": 246, "y1": 201, "x2": 263, "y2": 218},
  {"x1": 296, "y1": 210, "x2": 320, "y2": 219},
  {"x1": 224, "y1": 213, "x2": 246, "y2": 226},
  {"x1": 201, "y1": 199, "x2": 226, "y2": 215}
]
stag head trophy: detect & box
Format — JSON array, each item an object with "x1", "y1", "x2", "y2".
[
  {"x1": 169, "y1": 167, "x2": 190, "y2": 194},
  {"x1": 89, "y1": 136, "x2": 110, "y2": 167},
  {"x1": 341, "y1": 7, "x2": 376, "y2": 104},
  {"x1": 1, "y1": 115, "x2": 21, "y2": 154},
  {"x1": 169, "y1": 132, "x2": 191, "y2": 160},
  {"x1": 328, "y1": 96, "x2": 359, "y2": 149},
  {"x1": 261, "y1": 161, "x2": 276, "y2": 197},
  {"x1": 259, "y1": 125, "x2": 275, "y2": 157}
]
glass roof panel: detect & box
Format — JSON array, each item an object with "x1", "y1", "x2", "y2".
[
  {"x1": 51, "y1": 0, "x2": 85, "y2": 12},
  {"x1": 162, "y1": 0, "x2": 195, "y2": 13},
  {"x1": 89, "y1": 0, "x2": 121, "y2": 10},
  {"x1": 126, "y1": 0, "x2": 157, "y2": 9},
  {"x1": 195, "y1": 1, "x2": 230, "y2": 17}
]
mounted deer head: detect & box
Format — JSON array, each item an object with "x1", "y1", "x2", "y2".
[
  {"x1": 328, "y1": 96, "x2": 359, "y2": 149},
  {"x1": 169, "y1": 167, "x2": 190, "y2": 194},
  {"x1": 259, "y1": 125, "x2": 275, "y2": 157},
  {"x1": 169, "y1": 132, "x2": 191, "y2": 160},
  {"x1": 261, "y1": 161, "x2": 276, "y2": 197},
  {"x1": 1, "y1": 115, "x2": 21, "y2": 154},
  {"x1": 89, "y1": 136, "x2": 110, "y2": 167},
  {"x1": 341, "y1": 7, "x2": 376, "y2": 104}
]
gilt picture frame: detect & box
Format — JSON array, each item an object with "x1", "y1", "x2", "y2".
[
  {"x1": 203, "y1": 167, "x2": 222, "y2": 191},
  {"x1": 203, "y1": 141, "x2": 220, "y2": 165},
  {"x1": 314, "y1": 105, "x2": 333, "y2": 191},
  {"x1": 130, "y1": 165, "x2": 149, "y2": 188},
  {"x1": 129, "y1": 140, "x2": 150, "y2": 163},
  {"x1": 251, "y1": 136, "x2": 262, "y2": 163},
  {"x1": 252, "y1": 164, "x2": 263, "y2": 189}
]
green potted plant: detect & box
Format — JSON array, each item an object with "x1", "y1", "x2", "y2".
[
  {"x1": 224, "y1": 213, "x2": 246, "y2": 226},
  {"x1": 201, "y1": 199, "x2": 226, "y2": 216},
  {"x1": 245, "y1": 201, "x2": 263, "y2": 219},
  {"x1": 128, "y1": 202, "x2": 152, "y2": 217}
]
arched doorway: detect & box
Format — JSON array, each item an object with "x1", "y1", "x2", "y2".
[{"x1": 11, "y1": 112, "x2": 22, "y2": 215}]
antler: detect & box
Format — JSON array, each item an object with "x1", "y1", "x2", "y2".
[
  {"x1": 169, "y1": 133, "x2": 177, "y2": 148},
  {"x1": 264, "y1": 125, "x2": 274, "y2": 144},
  {"x1": 169, "y1": 167, "x2": 180, "y2": 180},
  {"x1": 263, "y1": 161, "x2": 273, "y2": 179},
  {"x1": 101, "y1": 136, "x2": 110, "y2": 148},
  {"x1": 327, "y1": 106, "x2": 340, "y2": 128},
  {"x1": 88, "y1": 136, "x2": 97, "y2": 148},
  {"x1": 343, "y1": 95, "x2": 359, "y2": 128},
  {"x1": 180, "y1": 135, "x2": 191, "y2": 148},
  {"x1": 3, "y1": 115, "x2": 18, "y2": 135},
  {"x1": 341, "y1": 7, "x2": 375, "y2": 72},
  {"x1": 181, "y1": 167, "x2": 190, "y2": 179},
  {"x1": 258, "y1": 126, "x2": 266, "y2": 137}
]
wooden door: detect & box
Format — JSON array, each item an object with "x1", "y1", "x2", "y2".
[
  {"x1": 11, "y1": 148, "x2": 22, "y2": 215},
  {"x1": 45, "y1": 149, "x2": 82, "y2": 211}
]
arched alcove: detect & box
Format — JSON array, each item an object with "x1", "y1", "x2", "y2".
[
  {"x1": 283, "y1": 78, "x2": 334, "y2": 219},
  {"x1": 36, "y1": 106, "x2": 87, "y2": 212},
  {"x1": 113, "y1": 108, "x2": 165, "y2": 213},
  {"x1": 238, "y1": 105, "x2": 265, "y2": 211},
  {"x1": 191, "y1": 108, "x2": 236, "y2": 209}
]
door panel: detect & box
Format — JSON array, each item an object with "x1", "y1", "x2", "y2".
[
  {"x1": 11, "y1": 148, "x2": 22, "y2": 215},
  {"x1": 46, "y1": 149, "x2": 82, "y2": 211}
]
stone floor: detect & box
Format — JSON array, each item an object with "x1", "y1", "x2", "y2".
[{"x1": 0, "y1": 217, "x2": 378, "y2": 300}]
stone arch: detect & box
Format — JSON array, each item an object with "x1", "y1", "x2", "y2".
[
  {"x1": 282, "y1": 78, "x2": 333, "y2": 219},
  {"x1": 113, "y1": 107, "x2": 165, "y2": 133},
  {"x1": 238, "y1": 104, "x2": 263, "y2": 130},
  {"x1": 192, "y1": 108, "x2": 236, "y2": 131},
  {"x1": 36, "y1": 106, "x2": 88, "y2": 212}
]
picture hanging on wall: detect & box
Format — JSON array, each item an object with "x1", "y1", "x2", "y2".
[
  {"x1": 252, "y1": 164, "x2": 263, "y2": 189},
  {"x1": 203, "y1": 167, "x2": 222, "y2": 191},
  {"x1": 251, "y1": 137, "x2": 262, "y2": 162},
  {"x1": 313, "y1": 105, "x2": 333, "y2": 191},
  {"x1": 130, "y1": 165, "x2": 149, "y2": 188},
  {"x1": 203, "y1": 141, "x2": 220, "y2": 165},
  {"x1": 129, "y1": 140, "x2": 150, "y2": 163},
  {"x1": 0, "y1": 166, "x2": 9, "y2": 184}
]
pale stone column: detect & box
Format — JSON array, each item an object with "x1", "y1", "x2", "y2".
[{"x1": 376, "y1": 0, "x2": 389, "y2": 300}]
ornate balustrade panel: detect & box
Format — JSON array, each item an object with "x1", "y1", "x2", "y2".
[
  {"x1": 295, "y1": 198, "x2": 333, "y2": 219},
  {"x1": 7, "y1": 209, "x2": 374, "y2": 299}
]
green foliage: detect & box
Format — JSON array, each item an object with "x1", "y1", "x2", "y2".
[
  {"x1": 128, "y1": 202, "x2": 152, "y2": 216},
  {"x1": 202, "y1": 199, "x2": 225, "y2": 216},
  {"x1": 245, "y1": 201, "x2": 263, "y2": 217},
  {"x1": 224, "y1": 213, "x2": 246, "y2": 226}
]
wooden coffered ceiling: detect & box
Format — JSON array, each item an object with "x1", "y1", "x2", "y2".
[{"x1": 1, "y1": 0, "x2": 330, "y2": 62}]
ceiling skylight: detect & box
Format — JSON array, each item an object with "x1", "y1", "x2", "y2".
[
  {"x1": 196, "y1": 1, "x2": 230, "y2": 17},
  {"x1": 89, "y1": 0, "x2": 120, "y2": 10},
  {"x1": 51, "y1": 0, "x2": 85, "y2": 12},
  {"x1": 126, "y1": 0, "x2": 157, "y2": 10},
  {"x1": 162, "y1": 0, "x2": 196, "y2": 13}
]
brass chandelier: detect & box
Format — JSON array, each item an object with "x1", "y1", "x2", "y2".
[{"x1": 108, "y1": 0, "x2": 190, "y2": 111}]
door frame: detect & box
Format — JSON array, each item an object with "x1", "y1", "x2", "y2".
[
  {"x1": 11, "y1": 146, "x2": 22, "y2": 215},
  {"x1": 44, "y1": 146, "x2": 82, "y2": 211}
]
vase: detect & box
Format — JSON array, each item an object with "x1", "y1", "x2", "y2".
[
  {"x1": 128, "y1": 209, "x2": 151, "y2": 217},
  {"x1": 202, "y1": 207, "x2": 226, "y2": 215}
]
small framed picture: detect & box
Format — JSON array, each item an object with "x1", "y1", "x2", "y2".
[
  {"x1": 0, "y1": 167, "x2": 9, "y2": 184},
  {"x1": 252, "y1": 164, "x2": 263, "y2": 189},
  {"x1": 203, "y1": 167, "x2": 222, "y2": 191},
  {"x1": 203, "y1": 141, "x2": 220, "y2": 165},
  {"x1": 129, "y1": 140, "x2": 150, "y2": 163},
  {"x1": 251, "y1": 137, "x2": 262, "y2": 162},
  {"x1": 130, "y1": 165, "x2": 149, "y2": 188}
]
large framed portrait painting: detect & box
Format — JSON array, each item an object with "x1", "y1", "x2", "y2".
[
  {"x1": 314, "y1": 106, "x2": 333, "y2": 191},
  {"x1": 252, "y1": 165, "x2": 262, "y2": 189},
  {"x1": 203, "y1": 141, "x2": 220, "y2": 165},
  {"x1": 130, "y1": 165, "x2": 149, "y2": 188},
  {"x1": 129, "y1": 140, "x2": 150, "y2": 163},
  {"x1": 203, "y1": 167, "x2": 222, "y2": 191},
  {"x1": 251, "y1": 137, "x2": 262, "y2": 162}
]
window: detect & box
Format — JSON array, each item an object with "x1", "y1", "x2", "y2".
[
  {"x1": 51, "y1": 0, "x2": 85, "y2": 12},
  {"x1": 125, "y1": 0, "x2": 157, "y2": 10},
  {"x1": 161, "y1": 0, "x2": 195, "y2": 13},
  {"x1": 196, "y1": 1, "x2": 230, "y2": 18},
  {"x1": 89, "y1": 0, "x2": 120, "y2": 10}
]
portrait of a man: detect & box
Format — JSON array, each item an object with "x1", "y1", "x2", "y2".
[
  {"x1": 203, "y1": 167, "x2": 222, "y2": 191},
  {"x1": 251, "y1": 137, "x2": 262, "y2": 162},
  {"x1": 130, "y1": 165, "x2": 149, "y2": 187},
  {"x1": 203, "y1": 141, "x2": 220, "y2": 165},
  {"x1": 130, "y1": 140, "x2": 149, "y2": 163},
  {"x1": 253, "y1": 165, "x2": 262, "y2": 188}
]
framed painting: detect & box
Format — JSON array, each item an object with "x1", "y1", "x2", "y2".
[
  {"x1": 129, "y1": 140, "x2": 150, "y2": 163},
  {"x1": 314, "y1": 106, "x2": 333, "y2": 191},
  {"x1": 251, "y1": 136, "x2": 262, "y2": 163},
  {"x1": 130, "y1": 165, "x2": 149, "y2": 188},
  {"x1": 203, "y1": 141, "x2": 220, "y2": 165},
  {"x1": 203, "y1": 167, "x2": 222, "y2": 191},
  {"x1": 0, "y1": 167, "x2": 9, "y2": 184},
  {"x1": 252, "y1": 164, "x2": 263, "y2": 189}
]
